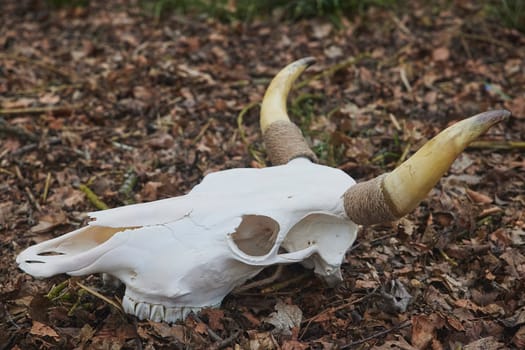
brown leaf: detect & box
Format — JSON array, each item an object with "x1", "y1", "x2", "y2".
[
  {"x1": 30, "y1": 211, "x2": 67, "y2": 234},
  {"x1": 39, "y1": 93, "x2": 60, "y2": 105},
  {"x1": 201, "y1": 308, "x2": 225, "y2": 331},
  {"x1": 489, "y1": 228, "x2": 512, "y2": 247},
  {"x1": 466, "y1": 189, "x2": 493, "y2": 204},
  {"x1": 141, "y1": 181, "x2": 163, "y2": 201},
  {"x1": 464, "y1": 336, "x2": 505, "y2": 350},
  {"x1": 149, "y1": 321, "x2": 186, "y2": 342},
  {"x1": 446, "y1": 315, "x2": 465, "y2": 331},
  {"x1": 411, "y1": 314, "x2": 445, "y2": 349},
  {"x1": 432, "y1": 47, "x2": 450, "y2": 61},
  {"x1": 194, "y1": 321, "x2": 208, "y2": 335},
  {"x1": 374, "y1": 336, "x2": 418, "y2": 350},
  {"x1": 513, "y1": 326, "x2": 525, "y2": 348},
  {"x1": 30, "y1": 321, "x2": 60, "y2": 339},
  {"x1": 282, "y1": 340, "x2": 308, "y2": 350}
]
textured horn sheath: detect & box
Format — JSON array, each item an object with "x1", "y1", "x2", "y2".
[
  {"x1": 261, "y1": 57, "x2": 317, "y2": 165},
  {"x1": 263, "y1": 120, "x2": 318, "y2": 165},
  {"x1": 344, "y1": 109, "x2": 510, "y2": 225}
]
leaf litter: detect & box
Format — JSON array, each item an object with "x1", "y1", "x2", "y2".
[{"x1": 1, "y1": 0, "x2": 524, "y2": 349}]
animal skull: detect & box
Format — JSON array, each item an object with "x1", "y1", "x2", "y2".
[{"x1": 17, "y1": 58, "x2": 509, "y2": 323}]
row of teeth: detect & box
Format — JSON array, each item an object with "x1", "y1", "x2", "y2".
[{"x1": 122, "y1": 293, "x2": 203, "y2": 323}]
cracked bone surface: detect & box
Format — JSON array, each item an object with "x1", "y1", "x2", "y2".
[{"x1": 16, "y1": 57, "x2": 509, "y2": 323}]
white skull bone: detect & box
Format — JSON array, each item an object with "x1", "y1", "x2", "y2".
[
  {"x1": 17, "y1": 158, "x2": 357, "y2": 322},
  {"x1": 16, "y1": 58, "x2": 509, "y2": 323}
]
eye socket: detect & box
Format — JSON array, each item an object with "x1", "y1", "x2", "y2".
[{"x1": 231, "y1": 215, "x2": 280, "y2": 257}]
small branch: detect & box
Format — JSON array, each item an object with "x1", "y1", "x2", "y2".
[
  {"x1": 460, "y1": 32, "x2": 515, "y2": 51},
  {"x1": 0, "y1": 52, "x2": 78, "y2": 82},
  {"x1": 294, "y1": 54, "x2": 370, "y2": 90},
  {"x1": 340, "y1": 320, "x2": 412, "y2": 349},
  {"x1": 468, "y1": 140, "x2": 525, "y2": 150},
  {"x1": 0, "y1": 117, "x2": 39, "y2": 141},
  {"x1": 210, "y1": 330, "x2": 241, "y2": 350},
  {"x1": 0, "y1": 104, "x2": 82, "y2": 116},
  {"x1": 236, "y1": 101, "x2": 259, "y2": 145},
  {"x1": 260, "y1": 271, "x2": 310, "y2": 294},
  {"x1": 41, "y1": 172, "x2": 52, "y2": 203},
  {"x1": 76, "y1": 281, "x2": 125, "y2": 314},
  {"x1": 191, "y1": 118, "x2": 214, "y2": 144},
  {"x1": 79, "y1": 184, "x2": 110, "y2": 210},
  {"x1": 15, "y1": 165, "x2": 42, "y2": 212},
  {"x1": 302, "y1": 288, "x2": 379, "y2": 324},
  {"x1": 233, "y1": 265, "x2": 284, "y2": 294},
  {"x1": 192, "y1": 314, "x2": 223, "y2": 342}
]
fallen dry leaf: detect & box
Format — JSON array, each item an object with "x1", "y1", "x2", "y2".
[
  {"x1": 30, "y1": 321, "x2": 59, "y2": 339},
  {"x1": 263, "y1": 300, "x2": 303, "y2": 336}
]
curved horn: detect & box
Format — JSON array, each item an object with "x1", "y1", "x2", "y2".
[
  {"x1": 344, "y1": 110, "x2": 510, "y2": 225},
  {"x1": 261, "y1": 57, "x2": 318, "y2": 165}
]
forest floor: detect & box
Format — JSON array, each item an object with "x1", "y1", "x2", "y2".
[{"x1": 1, "y1": 1, "x2": 524, "y2": 349}]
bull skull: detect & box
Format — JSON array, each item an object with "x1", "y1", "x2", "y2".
[{"x1": 17, "y1": 58, "x2": 509, "y2": 323}]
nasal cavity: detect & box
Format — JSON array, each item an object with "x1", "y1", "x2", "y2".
[{"x1": 231, "y1": 215, "x2": 279, "y2": 256}]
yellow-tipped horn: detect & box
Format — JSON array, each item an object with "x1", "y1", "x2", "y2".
[
  {"x1": 260, "y1": 57, "x2": 316, "y2": 133},
  {"x1": 344, "y1": 110, "x2": 510, "y2": 225},
  {"x1": 260, "y1": 58, "x2": 318, "y2": 165}
]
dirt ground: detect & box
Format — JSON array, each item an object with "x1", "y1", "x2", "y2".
[{"x1": 1, "y1": 1, "x2": 524, "y2": 349}]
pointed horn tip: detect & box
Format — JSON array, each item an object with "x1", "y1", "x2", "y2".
[
  {"x1": 473, "y1": 109, "x2": 511, "y2": 126},
  {"x1": 298, "y1": 56, "x2": 316, "y2": 67},
  {"x1": 287, "y1": 57, "x2": 316, "y2": 72}
]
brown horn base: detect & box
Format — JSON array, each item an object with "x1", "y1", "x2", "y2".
[
  {"x1": 263, "y1": 120, "x2": 318, "y2": 165},
  {"x1": 343, "y1": 174, "x2": 400, "y2": 225}
]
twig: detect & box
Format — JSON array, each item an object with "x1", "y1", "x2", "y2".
[
  {"x1": 192, "y1": 314, "x2": 223, "y2": 342},
  {"x1": 0, "y1": 117, "x2": 39, "y2": 141},
  {"x1": 468, "y1": 140, "x2": 525, "y2": 150},
  {"x1": 439, "y1": 248, "x2": 458, "y2": 267},
  {"x1": 348, "y1": 232, "x2": 398, "y2": 253},
  {"x1": 399, "y1": 66, "x2": 412, "y2": 93},
  {"x1": 294, "y1": 54, "x2": 369, "y2": 90},
  {"x1": 302, "y1": 289, "x2": 379, "y2": 324},
  {"x1": 191, "y1": 118, "x2": 214, "y2": 144},
  {"x1": 460, "y1": 32, "x2": 515, "y2": 51},
  {"x1": 79, "y1": 184, "x2": 109, "y2": 210},
  {"x1": 11, "y1": 83, "x2": 83, "y2": 96},
  {"x1": 41, "y1": 172, "x2": 52, "y2": 203},
  {"x1": 25, "y1": 186, "x2": 42, "y2": 212},
  {"x1": 15, "y1": 165, "x2": 42, "y2": 212},
  {"x1": 0, "y1": 104, "x2": 81, "y2": 116},
  {"x1": 233, "y1": 265, "x2": 284, "y2": 294},
  {"x1": 0, "y1": 52, "x2": 77, "y2": 82},
  {"x1": 76, "y1": 281, "x2": 125, "y2": 314},
  {"x1": 396, "y1": 142, "x2": 411, "y2": 166},
  {"x1": 300, "y1": 287, "x2": 380, "y2": 339},
  {"x1": 340, "y1": 320, "x2": 412, "y2": 348},
  {"x1": 236, "y1": 101, "x2": 260, "y2": 145},
  {"x1": 260, "y1": 271, "x2": 310, "y2": 294},
  {"x1": 210, "y1": 330, "x2": 241, "y2": 350}
]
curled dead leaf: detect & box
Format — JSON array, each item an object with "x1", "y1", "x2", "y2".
[
  {"x1": 30, "y1": 321, "x2": 59, "y2": 339},
  {"x1": 466, "y1": 188, "x2": 493, "y2": 204}
]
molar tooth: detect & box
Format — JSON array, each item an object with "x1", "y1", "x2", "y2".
[
  {"x1": 165, "y1": 306, "x2": 184, "y2": 323},
  {"x1": 150, "y1": 304, "x2": 165, "y2": 323},
  {"x1": 135, "y1": 302, "x2": 151, "y2": 320},
  {"x1": 122, "y1": 294, "x2": 136, "y2": 315}
]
